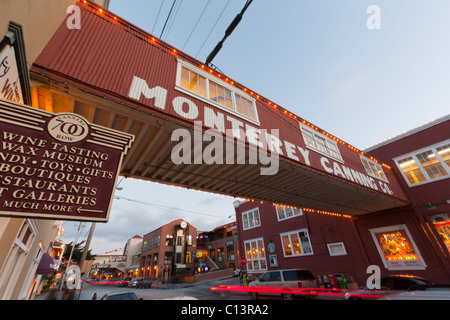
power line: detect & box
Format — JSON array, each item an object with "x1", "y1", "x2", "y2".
[
  {"x1": 114, "y1": 195, "x2": 227, "y2": 218},
  {"x1": 195, "y1": 0, "x2": 231, "y2": 59},
  {"x1": 182, "y1": 0, "x2": 212, "y2": 51},
  {"x1": 160, "y1": 0, "x2": 177, "y2": 39},
  {"x1": 152, "y1": 0, "x2": 165, "y2": 34},
  {"x1": 162, "y1": 0, "x2": 184, "y2": 41},
  {"x1": 205, "y1": 0, "x2": 253, "y2": 66}
]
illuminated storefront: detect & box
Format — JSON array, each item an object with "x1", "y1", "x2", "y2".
[
  {"x1": 370, "y1": 225, "x2": 426, "y2": 270},
  {"x1": 430, "y1": 213, "x2": 450, "y2": 254}
]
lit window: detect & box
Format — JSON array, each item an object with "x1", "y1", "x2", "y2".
[
  {"x1": 244, "y1": 238, "x2": 267, "y2": 272},
  {"x1": 299, "y1": 123, "x2": 343, "y2": 162},
  {"x1": 280, "y1": 229, "x2": 313, "y2": 257},
  {"x1": 395, "y1": 140, "x2": 450, "y2": 186},
  {"x1": 275, "y1": 205, "x2": 302, "y2": 221},
  {"x1": 436, "y1": 144, "x2": 450, "y2": 167},
  {"x1": 361, "y1": 156, "x2": 388, "y2": 182},
  {"x1": 370, "y1": 225, "x2": 426, "y2": 270},
  {"x1": 176, "y1": 60, "x2": 258, "y2": 122},
  {"x1": 429, "y1": 213, "x2": 450, "y2": 254},
  {"x1": 180, "y1": 66, "x2": 206, "y2": 97},
  {"x1": 415, "y1": 150, "x2": 448, "y2": 179},
  {"x1": 209, "y1": 81, "x2": 232, "y2": 109},
  {"x1": 242, "y1": 208, "x2": 261, "y2": 230}
]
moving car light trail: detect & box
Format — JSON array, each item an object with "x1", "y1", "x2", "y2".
[{"x1": 210, "y1": 285, "x2": 390, "y2": 300}]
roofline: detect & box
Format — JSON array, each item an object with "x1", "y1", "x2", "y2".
[{"x1": 364, "y1": 114, "x2": 450, "y2": 153}]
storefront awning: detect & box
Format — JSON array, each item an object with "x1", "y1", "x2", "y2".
[{"x1": 36, "y1": 253, "x2": 55, "y2": 275}]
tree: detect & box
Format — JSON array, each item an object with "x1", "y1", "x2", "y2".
[{"x1": 61, "y1": 240, "x2": 95, "y2": 269}]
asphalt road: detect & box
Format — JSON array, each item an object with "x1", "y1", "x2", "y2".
[{"x1": 77, "y1": 276, "x2": 245, "y2": 300}]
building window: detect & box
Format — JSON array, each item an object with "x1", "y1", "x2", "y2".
[
  {"x1": 394, "y1": 140, "x2": 450, "y2": 186},
  {"x1": 299, "y1": 123, "x2": 343, "y2": 162},
  {"x1": 165, "y1": 235, "x2": 174, "y2": 246},
  {"x1": 360, "y1": 156, "x2": 388, "y2": 182},
  {"x1": 327, "y1": 242, "x2": 347, "y2": 256},
  {"x1": 242, "y1": 208, "x2": 261, "y2": 230},
  {"x1": 164, "y1": 252, "x2": 173, "y2": 265},
  {"x1": 180, "y1": 66, "x2": 206, "y2": 97},
  {"x1": 275, "y1": 205, "x2": 303, "y2": 221},
  {"x1": 244, "y1": 238, "x2": 267, "y2": 272},
  {"x1": 370, "y1": 224, "x2": 426, "y2": 270},
  {"x1": 176, "y1": 60, "x2": 259, "y2": 123},
  {"x1": 429, "y1": 213, "x2": 450, "y2": 254},
  {"x1": 280, "y1": 229, "x2": 313, "y2": 257}
]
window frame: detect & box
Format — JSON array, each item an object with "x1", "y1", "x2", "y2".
[
  {"x1": 279, "y1": 228, "x2": 313, "y2": 258},
  {"x1": 175, "y1": 59, "x2": 259, "y2": 125},
  {"x1": 369, "y1": 224, "x2": 427, "y2": 270},
  {"x1": 327, "y1": 242, "x2": 347, "y2": 256},
  {"x1": 243, "y1": 237, "x2": 267, "y2": 273},
  {"x1": 299, "y1": 123, "x2": 343, "y2": 163},
  {"x1": 242, "y1": 208, "x2": 261, "y2": 230},
  {"x1": 394, "y1": 139, "x2": 450, "y2": 187},
  {"x1": 275, "y1": 205, "x2": 303, "y2": 221},
  {"x1": 360, "y1": 155, "x2": 388, "y2": 183}
]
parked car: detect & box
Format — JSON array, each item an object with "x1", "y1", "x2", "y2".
[
  {"x1": 136, "y1": 277, "x2": 152, "y2": 289},
  {"x1": 100, "y1": 292, "x2": 142, "y2": 300},
  {"x1": 248, "y1": 269, "x2": 318, "y2": 300},
  {"x1": 127, "y1": 279, "x2": 138, "y2": 288},
  {"x1": 115, "y1": 278, "x2": 131, "y2": 287},
  {"x1": 232, "y1": 269, "x2": 240, "y2": 277},
  {"x1": 379, "y1": 284, "x2": 450, "y2": 300},
  {"x1": 344, "y1": 275, "x2": 434, "y2": 300}
]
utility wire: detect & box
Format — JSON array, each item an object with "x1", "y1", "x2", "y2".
[
  {"x1": 205, "y1": 0, "x2": 253, "y2": 65},
  {"x1": 160, "y1": 0, "x2": 177, "y2": 38},
  {"x1": 195, "y1": 0, "x2": 231, "y2": 59},
  {"x1": 182, "y1": 0, "x2": 212, "y2": 50},
  {"x1": 152, "y1": 0, "x2": 165, "y2": 34},
  {"x1": 163, "y1": 0, "x2": 184, "y2": 41},
  {"x1": 114, "y1": 195, "x2": 226, "y2": 218}
]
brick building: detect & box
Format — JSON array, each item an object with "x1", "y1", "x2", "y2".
[
  {"x1": 235, "y1": 115, "x2": 450, "y2": 287},
  {"x1": 140, "y1": 219, "x2": 197, "y2": 283},
  {"x1": 196, "y1": 222, "x2": 239, "y2": 272}
]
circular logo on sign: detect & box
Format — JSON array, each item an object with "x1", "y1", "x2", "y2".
[{"x1": 48, "y1": 113, "x2": 89, "y2": 143}]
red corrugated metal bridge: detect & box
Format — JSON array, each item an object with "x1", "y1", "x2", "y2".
[{"x1": 30, "y1": 1, "x2": 409, "y2": 217}]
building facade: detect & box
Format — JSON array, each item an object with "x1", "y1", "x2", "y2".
[
  {"x1": 235, "y1": 116, "x2": 450, "y2": 287},
  {"x1": 0, "y1": 218, "x2": 62, "y2": 299},
  {"x1": 90, "y1": 248, "x2": 126, "y2": 280},
  {"x1": 123, "y1": 235, "x2": 143, "y2": 278},
  {"x1": 140, "y1": 219, "x2": 197, "y2": 283},
  {"x1": 197, "y1": 222, "x2": 239, "y2": 272}
]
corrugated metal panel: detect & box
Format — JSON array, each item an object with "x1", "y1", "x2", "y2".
[{"x1": 30, "y1": 1, "x2": 411, "y2": 214}]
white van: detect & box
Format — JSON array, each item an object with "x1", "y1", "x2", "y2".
[{"x1": 249, "y1": 269, "x2": 318, "y2": 300}]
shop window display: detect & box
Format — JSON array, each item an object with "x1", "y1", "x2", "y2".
[
  {"x1": 430, "y1": 213, "x2": 450, "y2": 253},
  {"x1": 370, "y1": 225, "x2": 426, "y2": 270}
]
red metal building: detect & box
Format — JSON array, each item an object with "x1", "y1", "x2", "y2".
[{"x1": 234, "y1": 115, "x2": 450, "y2": 286}]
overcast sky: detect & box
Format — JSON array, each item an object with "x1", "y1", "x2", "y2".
[{"x1": 61, "y1": 0, "x2": 450, "y2": 254}]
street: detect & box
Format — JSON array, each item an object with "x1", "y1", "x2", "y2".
[
  {"x1": 75, "y1": 276, "x2": 246, "y2": 300},
  {"x1": 36, "y1": 275, "x2": 347, "y2": 300}
]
